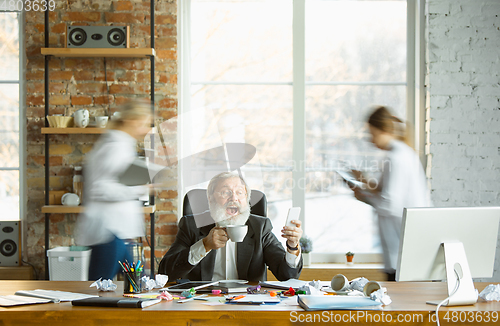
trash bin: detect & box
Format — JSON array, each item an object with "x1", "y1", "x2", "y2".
[{"x1": 47, "y1": 246, "x2": 91, "y2": 281}]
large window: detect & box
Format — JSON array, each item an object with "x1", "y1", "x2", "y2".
[
  {"x1": 180, "y1": 0, "x2": 414, "y2": 261},
  {"x1": 0, "y1": 11, "x2": 23, "y2": 221}
]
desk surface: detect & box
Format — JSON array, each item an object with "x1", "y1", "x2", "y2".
[{"x1": 0, "y1": 281, "x2": 498, "y2": 326}]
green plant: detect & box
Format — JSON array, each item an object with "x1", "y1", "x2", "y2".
[
  {"x1": 346, "y1": 251, "x2": 355, "y2": 257},
  {"x1": 299, "y1": 236, "x2": 313, "y2": 253}
]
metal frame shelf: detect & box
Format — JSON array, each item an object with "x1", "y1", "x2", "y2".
[{"x1": 42, "y1": 2, "x2": 157, "y2": 279}]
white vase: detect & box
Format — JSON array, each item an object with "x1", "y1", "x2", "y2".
[{"x1": 303, "y1": 253, "x2": 311, "y2": 266}]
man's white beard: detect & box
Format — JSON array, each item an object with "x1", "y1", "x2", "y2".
[{"x1": 209, "y1": 200, "x2": 250, "y2": 227}]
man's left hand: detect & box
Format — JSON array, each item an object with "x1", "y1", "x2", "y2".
[{"x1": 281, "y1": 220, "x2": 303, "y2": 255}]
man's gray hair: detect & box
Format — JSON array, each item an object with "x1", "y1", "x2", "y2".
[{"x1": 207, "y1": 172, "x2": 251, "y2": 203}]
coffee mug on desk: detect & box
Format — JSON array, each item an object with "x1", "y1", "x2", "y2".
[
  {"x1": 225, "y1": 225, "x2": 248, "y2": 242},
  {"x1": 331, "y1": 274, "x2": 350, "y2": 292},
  {"x1": 61, "y1": 193, "x2": 80, "y2": 206},
  {"x1": 95, "y1": 116, "x2": 109, "y2": 128}
]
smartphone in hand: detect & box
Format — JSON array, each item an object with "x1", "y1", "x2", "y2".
[{"x1": 285, "y1": 207, "x2": 301, "y2": 227}]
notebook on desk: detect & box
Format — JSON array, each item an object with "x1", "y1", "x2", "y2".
[
  {"x1": 259, "y1": 279, "x2": 310, "y2": 290},
  {"x1": 297, "y1": 295, "x2": 382, "y2": 311},
  {"x1": 0, "y1": 295, "x2": 53, "y2": 307},
  {"x1": 72, "y1": 297, "x2": 161, "y2": 308},
  {"x1": 15, "y1": 290, "x2": 99, "y2": 302},
  {"x1": 199, "y1": 282, "x2": 249, "y2": 294}
]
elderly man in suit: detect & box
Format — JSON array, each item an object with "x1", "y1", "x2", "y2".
[{"x1": 159, "y1": 172, "x2": 303, "y2": 282}]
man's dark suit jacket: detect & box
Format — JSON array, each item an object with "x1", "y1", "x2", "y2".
[{"x1": 158, "y1": 212, "x2": 302, "y2": 282}]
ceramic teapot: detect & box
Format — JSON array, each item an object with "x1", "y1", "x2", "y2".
[{"x1": 73, "y1": 109, "x2": 89, "y2": 128}]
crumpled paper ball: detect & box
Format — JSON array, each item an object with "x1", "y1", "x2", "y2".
[
  {"x1": 350, "y1": 277, "x2": 369, "y2": 292},
  {"x1": 308, "y1": 280, "x2": 322, "y2": 290},
  {"x1": 370, "y1": 287, "x2": 392, "y2": 305},
  {"x1": 90, "y1": 278, "x2": 117, "y2": 291},
  {"x1": 479, "y1": 284, "x2": 500, "y2": 301},
  {"x1": 141, "y1": 274, "x2": 169, "y2": 291},
  {"x1": 297, "y1": 280, "x2": 323, "y2": 295}
]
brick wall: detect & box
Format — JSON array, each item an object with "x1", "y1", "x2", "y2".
[
  {"x1": 25, "y1": 0, "x2": 178, "y2": 278},
  {"x1": 425, "y1": 0, "x2": 500, "y2": 280}
]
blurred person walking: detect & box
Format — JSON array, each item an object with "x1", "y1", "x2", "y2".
[
  {"x1": 352, "y1": 106, "x2": 431, "y2": 281},
  {"x1": 75, "y1": 99, "x2": 153, "y2": 280}
]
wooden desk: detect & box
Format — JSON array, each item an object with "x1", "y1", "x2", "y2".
[{"x1": 0, "y1": 281, "x2": 499, "y2": 325}]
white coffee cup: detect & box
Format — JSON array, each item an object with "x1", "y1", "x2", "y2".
[
  {"x1": 225, "y1": 225, "x2": 248, "y2": 242},
  {"x1": 331, "y1": 274, "x2": 350, "y2": 292},
  {"x1": 95, "y1": 116, "x2": 109, "y2": 128},
  {"x1": 73, "y1": 109, "x2": 89, "y2": 128},
  {"x1": 61, "y1": 193, "x2": 80, "y2": 206},
  {"x1": 111, "y1": 112, "x2": 121, "y2": 120},
  {"x1": 363, "y1": 281, "x2": 381, "y2": 296}
]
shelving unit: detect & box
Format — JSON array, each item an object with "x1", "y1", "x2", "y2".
[
  {"x1": 41, "y1": 1, "x2": 157, "y2": 279},
  {"x1": 41, "y1": 205, "x2": 156, "y2": 214},
  {"x1": 41, "y1": 128, "x2": 106, "y2": 134},
  {"x1": 41, "y1": 48, "x2": 155, "y2": 57}
]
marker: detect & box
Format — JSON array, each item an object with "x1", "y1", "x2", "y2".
[{"x1": 232, "y1": 295, "x2": 245, "y2": 300}]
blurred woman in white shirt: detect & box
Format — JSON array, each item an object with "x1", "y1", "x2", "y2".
[
  {"x1": 353, "y1": 106, "x2": 431, "y2": 281},
  {"x1": 75, "y1": 99, "x2": 152, "y2": 280}
]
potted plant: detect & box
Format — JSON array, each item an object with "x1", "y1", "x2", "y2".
[
  {"x1": 346, "y1": 251, "x2": 355, "y2": 264},
  {"x1": 300, "y1": 236, "x2": 313, "y2": 266}
]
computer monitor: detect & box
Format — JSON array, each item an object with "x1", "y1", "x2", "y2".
[{"x1": 397, "y1": 207, "x2": 500, "y2": 306}]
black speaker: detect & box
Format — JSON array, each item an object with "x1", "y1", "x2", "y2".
[
  {"x1": 67, "y1": 26, "x2": 130, "y2": 48},
  {"x1": 0, "y1": 221, "x2": 21, "y2": 266}
]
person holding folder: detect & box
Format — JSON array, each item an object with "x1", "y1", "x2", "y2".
[
  {"x1": 352, "y1": 106, "x2": 431, "y2": 281},
  {"x1": 75, "y1": 99, "x2": 153, "y2": 280}
]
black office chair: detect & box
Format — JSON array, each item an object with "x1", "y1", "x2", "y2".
[{"x1": 183, "y1": 189, "x2": 267, "y2": 217}]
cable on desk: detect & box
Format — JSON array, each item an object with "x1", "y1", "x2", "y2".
[{"x1": 435, "y1": 269, "x2": 461, "y2": 326}]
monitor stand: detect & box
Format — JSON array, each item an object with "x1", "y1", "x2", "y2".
[{"x1": 427, "y1": 242, "x2": 478, "y2": 306}]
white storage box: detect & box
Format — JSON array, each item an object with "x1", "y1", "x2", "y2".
[{"x1": 47, "y1": 246, "x2": 91, "y2": 281}]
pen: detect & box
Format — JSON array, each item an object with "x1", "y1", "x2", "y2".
[{"x1": 232, "y1": 295, "x2": 245, "y2": 300}]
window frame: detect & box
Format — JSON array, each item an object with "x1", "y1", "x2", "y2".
[
  {"x1": 178, "y1": 0, "x2": 425, "y2": 263},
  {"x1": 0, "y1": 10, "x2": 25, "y2": 223}
]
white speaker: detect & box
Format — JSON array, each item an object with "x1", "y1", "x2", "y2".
[{"x1": 0, "y1": 221, "x2": 21, "y2": 266}]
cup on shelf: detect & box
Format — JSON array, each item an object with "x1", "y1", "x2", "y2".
[
  {"x1": 73, "y1": 109, "x2": 89, "y2": 128},
  {"x1": 95, "y1": 116, "x2": 109, "y2": 128},
  {"x1": 61, "y1": 193, "x2": 80, "y2": 206},
  {"x1": 111, "y1": 112, "x2": 121, "y2": 120}
]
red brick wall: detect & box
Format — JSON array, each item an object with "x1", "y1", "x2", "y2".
[{"x1": 25, "y1": 0, "x2": 178, "y2": 278}]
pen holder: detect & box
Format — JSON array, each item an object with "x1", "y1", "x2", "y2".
[{"x1": 123, "y1": 271, "x2": 142, "y2": 294}]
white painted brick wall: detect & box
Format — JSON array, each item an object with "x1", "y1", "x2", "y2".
[{"x1": 426, "y1": 0, "x2": 500, "y2": 281}]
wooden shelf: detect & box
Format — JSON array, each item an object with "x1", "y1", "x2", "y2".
[
  {"x1": 0, "y1": 266, "x2": 34, "y2": 280},
  {"x1": 42, "y1": 205, "x2": 156, "y2": 214},
  {"x1": 41, "y1": 127, "x2": 106, "y2": 134},
  {"x1": 41, "y1": 48, "x2": 155, "y2": 58}
]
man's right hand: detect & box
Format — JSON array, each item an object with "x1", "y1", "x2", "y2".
[{"x1": 202, "y1": 227, "x2": 228, "y2": 252}]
